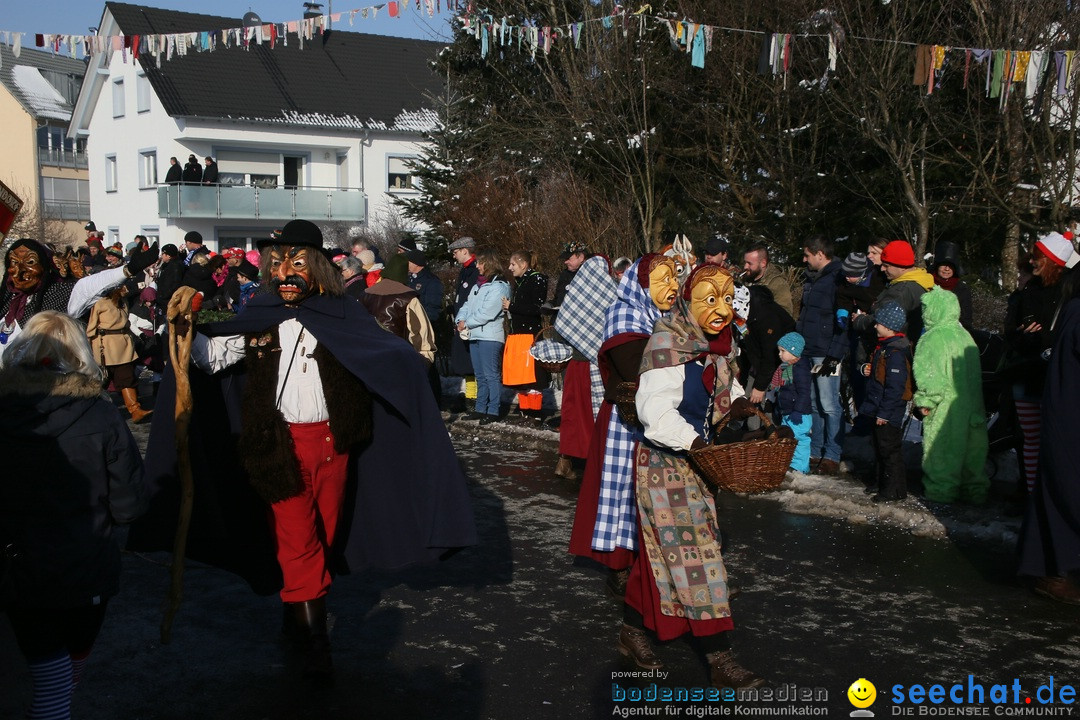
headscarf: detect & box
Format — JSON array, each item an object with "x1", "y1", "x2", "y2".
[
  {"x1": 555, "y1": 255, "x2": 617, "y2": 362},
  {"x1": 603, "y1": 254, "x2": 663, "y2": 342}
]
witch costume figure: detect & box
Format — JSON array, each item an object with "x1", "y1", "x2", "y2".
[
  {"x1": 623, "y1": 263, "x2": 763, "y2": 689},
  {"x1": 127, "y1": 220, "x2": 476, "y2": 677}
]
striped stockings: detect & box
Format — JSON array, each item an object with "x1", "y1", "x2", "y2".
[
  {"x1": 26, "y1": 653, "x2": 73, "y2": 720},
  {"x1": 1014, "y1": 398, "x2": 1041, "y2": 492}
]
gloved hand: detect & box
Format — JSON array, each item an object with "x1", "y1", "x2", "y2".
[
  {"x1": 814, "y1": 356, "x2": 841, "y2": 376},
  {"x1": 835, "y1": 308, "x2": 849, "y2": 331},
  {"x1": 728, "y1": 396, "x2": 755, "y2": 420},
  {"x1": 126, "y1": 242, "x2": 160, "y2": 277},
  {"x1": 788, "y1": 411, "x2": 802, "y2": 424}
]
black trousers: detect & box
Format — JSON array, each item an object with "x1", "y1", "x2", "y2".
[
  {"x1": 873, "y1": 422, "x2": 907, "y2": 498},
  {"x1": 6, "y1": 601, "x2": 108, "y2": 661}
]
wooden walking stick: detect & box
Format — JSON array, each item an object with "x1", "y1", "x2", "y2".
[{"x1": 161, "y1": 287, "x2": 199, "y2": 644}]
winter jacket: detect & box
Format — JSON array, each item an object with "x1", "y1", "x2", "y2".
[
  {"x1": 740, "y1": 285, "x2": 795, "y2": 392},
  {"x1": 452, "y1": 258, "x2": 480, "y2": 314},
  {"x1": 508, "y1": 269, "x2": 548, "y2": 335},
  {"x1": 1001, "y1": 277, "x2": 1060, "y2": 397},
  {"x1": 855, "y1": 267, "x2": 935, "y2": 342},
  {"x1": 776, "y1": 356, "x2": 812, "y2": 419},
  {"x1": 751, "y1": 263, "x2": 795, "y2": 319},
  {"x1": 835, "y1": 270, "x2": 885, "y2": 321},
  {"x1": 796, "y1": 259, "x2": 848, "y2": 360},
  {"x1": 408, "y1": 266, "x2": 444, "y2": 322},
  {"x1": 0, "y1": 366, "x2": 147, "y2": 608},
  {"x1": 933, "y1": 275, "x2": 974, "y2": 331},
  {"x1": 155, "y1": 258, "x2": 185, "y2": 311},
  {"x1": 456, "y1": 275, "x2": 511, "y2": 343},
  {"x1": 859, "y1": 334, "x2": 912, "y2": 428}
]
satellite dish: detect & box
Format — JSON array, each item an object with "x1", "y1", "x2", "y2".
[{"x1": 242, "y1": 12, "x2": 262, "y2": 27}]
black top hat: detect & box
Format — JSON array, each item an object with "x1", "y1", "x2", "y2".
[{"x1": 257, "y1": 219, "x2": 323, "y2": 250}]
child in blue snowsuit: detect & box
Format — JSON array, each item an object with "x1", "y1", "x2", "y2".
[{"x1": 772, "y1": 331, "x2": 813, "y2": 473}]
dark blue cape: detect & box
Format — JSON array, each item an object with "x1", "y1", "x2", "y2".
[{"x1": 127, "y1": 292, "x2": 477, "y2": 595}]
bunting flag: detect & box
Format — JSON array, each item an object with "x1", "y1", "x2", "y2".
[{"x1": 5, "y1": 1, "x2": 1080, "y2": 111}]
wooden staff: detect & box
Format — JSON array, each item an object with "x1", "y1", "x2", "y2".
[{"x1": 161, "y1": 287, "x2": 199, "y2": 644}]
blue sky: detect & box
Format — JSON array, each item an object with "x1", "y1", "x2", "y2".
[{"x1": 2, "y1": 0, "x2": 453, "y2": 45}]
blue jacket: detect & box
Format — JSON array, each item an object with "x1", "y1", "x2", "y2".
[
  {"x1": 797, "y1": 259, "x2": 848, "y2": 360},
  {"x1": 776, "y1": 356, "x2": 812, "y2": 418},
  {"x1": 859, "y1": 334, "x2": 912, "y2": 428},
  {"x1": 456, "y1": 275, "x2": 511, "y2": 342}
]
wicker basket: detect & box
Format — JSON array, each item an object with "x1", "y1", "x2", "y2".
[
  {"x1": 689, "y1": 407, "x2": 795, "y2": 494},
  {"x1": 533, "y1": 326, "x2": 570, "y2": 373},
  {"x1": 613, "y1": 381, "x2": 639, "y2": 425}
]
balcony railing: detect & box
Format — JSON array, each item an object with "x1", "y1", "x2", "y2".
[
  {"x1": 38, "y1": 147, "x2": 89, "y2": 169},
  {"x1": 42, "y1": 200, "x2": 90, "y2": 221},
  {"x1": 157, "y1": 184, "x2": 366, "y2": 222}
]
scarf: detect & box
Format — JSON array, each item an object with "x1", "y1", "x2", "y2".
[
  {"x1": 934, "y1": 273, "x2": 959, "y2": 291},
  {"x1": 3, "y1": 278, "x2": 31, "y2": 327},
  {"x1": 769, "y1": 361, "x2": 793, "y2": 390}
]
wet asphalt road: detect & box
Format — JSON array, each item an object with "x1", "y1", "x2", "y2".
[{"x1": 2, "y1": 413, "x2": 1079, "y2": 719}]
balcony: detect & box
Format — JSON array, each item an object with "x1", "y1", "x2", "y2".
[
  {"x1": 38, "y1": 147, "x2": 89, "y2": 169},
  {"x1": 42, "y1": 200, "x2": 90, "y2": 221},
  {"x1": 157, "y1": 184, "x2": 366, "y2": 222}
]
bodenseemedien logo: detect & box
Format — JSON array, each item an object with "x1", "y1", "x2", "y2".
[{"x1": 849, "y1": 678, "x2": 877, "y2": 717}]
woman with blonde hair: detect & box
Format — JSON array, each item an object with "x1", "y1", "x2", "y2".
[
  {"x1": 0, "y1": 311, "x2": 148, "y2": 719},
  {"x1": 502, "y1": 250, "x2": 548, "y2": 414},
  {"x1": 456, "y1": 249, "x2": 512, "y2": 424}
]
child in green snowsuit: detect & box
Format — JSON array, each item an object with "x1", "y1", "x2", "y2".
[{"x1": 912, "y1": 287, "x2": 989, "y2": 504}]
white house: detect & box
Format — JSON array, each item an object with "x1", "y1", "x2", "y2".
[{"x1": 68, "y1": 2, "x2": 442, "y2": 252}]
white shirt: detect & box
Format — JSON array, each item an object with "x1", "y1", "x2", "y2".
[
  {"x1": 191, "y1": 318, "x2": 329, "y2": 423},
  {"x1": 636, "y1": 361, "x2": 746, "y2": 452}
]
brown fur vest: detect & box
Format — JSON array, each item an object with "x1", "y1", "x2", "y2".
[{"x1": 238, "y1": 326, "x2": 373, "y2": 503}]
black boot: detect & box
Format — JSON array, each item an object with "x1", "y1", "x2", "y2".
[
  {"x1": 281, "y1": 602, "x2": 307, "y2": 644},
  {"x1": 294, "y1": 598, "x2": 333, "y2": 678}
]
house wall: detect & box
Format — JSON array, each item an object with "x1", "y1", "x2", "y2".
[{"x1": 0, "y1": 86, "x2": 39, "y2": 220}]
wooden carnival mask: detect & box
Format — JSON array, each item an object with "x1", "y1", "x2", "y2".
[
  {"x1": 688, "y1": 267, "x2": 735, "y2": 336},
  {"x1": 647, "y1": 257, "x2": 679, "y2": 312}
]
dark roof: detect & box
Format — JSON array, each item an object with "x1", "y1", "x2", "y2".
[
  {"x1": 105, "y1": 2, "x2": 444, "y2": 130},
  {"x1": 0, "y1": 45, "x2": 86, "y2": 120}
]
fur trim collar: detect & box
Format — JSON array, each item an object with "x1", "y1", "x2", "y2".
[{"x1": 0, "y1": 366, "x2": 104, "y2": 399}]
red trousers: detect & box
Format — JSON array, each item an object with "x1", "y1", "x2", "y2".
[{"x1": 270, "y1": 421, "x2": 349, "y2": 603}]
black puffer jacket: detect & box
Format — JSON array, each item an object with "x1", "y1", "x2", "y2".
[
  {"x1": 0, "y1": 366, "x2": 147, "y2": 608},
  {"x1": 739, "y1": 285, "x2": 795, "y2": 393}
]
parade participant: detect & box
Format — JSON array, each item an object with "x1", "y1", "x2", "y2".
[
  {"x1": 626, "y1": 263, "x2": 761, "y2": 688},
  {"x1": 0, "y1": 311, "x2": 148, "y2": 720},
  {"x1": 553, "y1": 254, "x2": 618, "y2": 479},
  {"x1": 568, "y1": 254, "x2": 676, "y2": 655},
  {"x1": 1018, "y1": 279, "x2": 1080, "y2": 604},
  {"x1": 128, "y1": 219, "x2": 476, "y2": 678},
  {"x1": 1, "y1": 238, "x2": 160, "y2": 347},
  {"x1": 87, "y1": 279, "x2": 153, "y2": 423},
  {"x1": 912, "y1": 288, "x2": 988, "y2": 504}
]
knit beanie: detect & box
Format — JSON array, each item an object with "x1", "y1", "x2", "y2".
[
  {"x1": 881, "y1": 241, "x2": 915, "y2": 268},
  {"x1": 777, "y1": 331, "x2": 805, "y2": 358},
  {"x1": 841, "y1": 252, "x2": 869, "y2": 278},
  {"x1": 874, "y1": 301, "x2": 906, "y2": 332},
  {"x1": 1035, "y1": 232, "x2": 1073, "y2": 267}
]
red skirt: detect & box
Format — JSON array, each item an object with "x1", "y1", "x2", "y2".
[
  {"x1": 559, "y1": 359, "x2": 595, "y2": 459},
  {"x1": 568, "y1": 400, "x2": 635, "y2": 569}
]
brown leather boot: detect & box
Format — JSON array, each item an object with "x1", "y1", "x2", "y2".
[
  {"x1": 707, "y1": 650, "x2": 765, "y2": 689},
  {"x1": 1034, "y1": 576, "x2": 1080, "y2": 605},
  {"x1": 606, "y1": 568, "x2": 630, "y2": 599},
  {"x1": 294, "y1": 598, "x2": 333, "y2": 677},
  {"x1": 617, "y1": 624, "x2": 665, "y2": 670},
  {"x1": 554, "y1": 456, "x2": 572, "y2": 478},
  {"x1": 121, "y1": 387, "x2": 153, "y2": 424}
]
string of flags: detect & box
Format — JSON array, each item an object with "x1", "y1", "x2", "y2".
[
  {"x1": 2, "y1": 0, "x2": 1078, "y2": 108},
  {"x1": 0, "y1": 0, "x2": 460, "y2": 67}
]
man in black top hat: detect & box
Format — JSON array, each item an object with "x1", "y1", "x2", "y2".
[{"x1": 133, "y1": 219, "x2": 476, "y2": 679}]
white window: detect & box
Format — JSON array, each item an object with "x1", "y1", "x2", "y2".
[
  {"x1": 139, "y1": 150, "x2": 158, "y2": 189},
  {"x1": 112, "y1": 78, "x2": 125, "y2": 118},
  {"x1": 136, "y1": 73, "x2": 151, "y2": 113},
  {"x1": 108, "y1": 227, "x2": 120, "y2": 246},
  {"x1": 140, "y1": 226, "x2": 160, "y2": 245},
  {"x1": 387, "y1": 156, "x2": 416, "y2": 192},
  {"x1": 105, "y1": 154, "x2": 118, "y2": 192}
]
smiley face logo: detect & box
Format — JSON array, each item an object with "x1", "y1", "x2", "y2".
[{"x1": 848, "y1": 678, "x2": 877, "y2": 709}]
